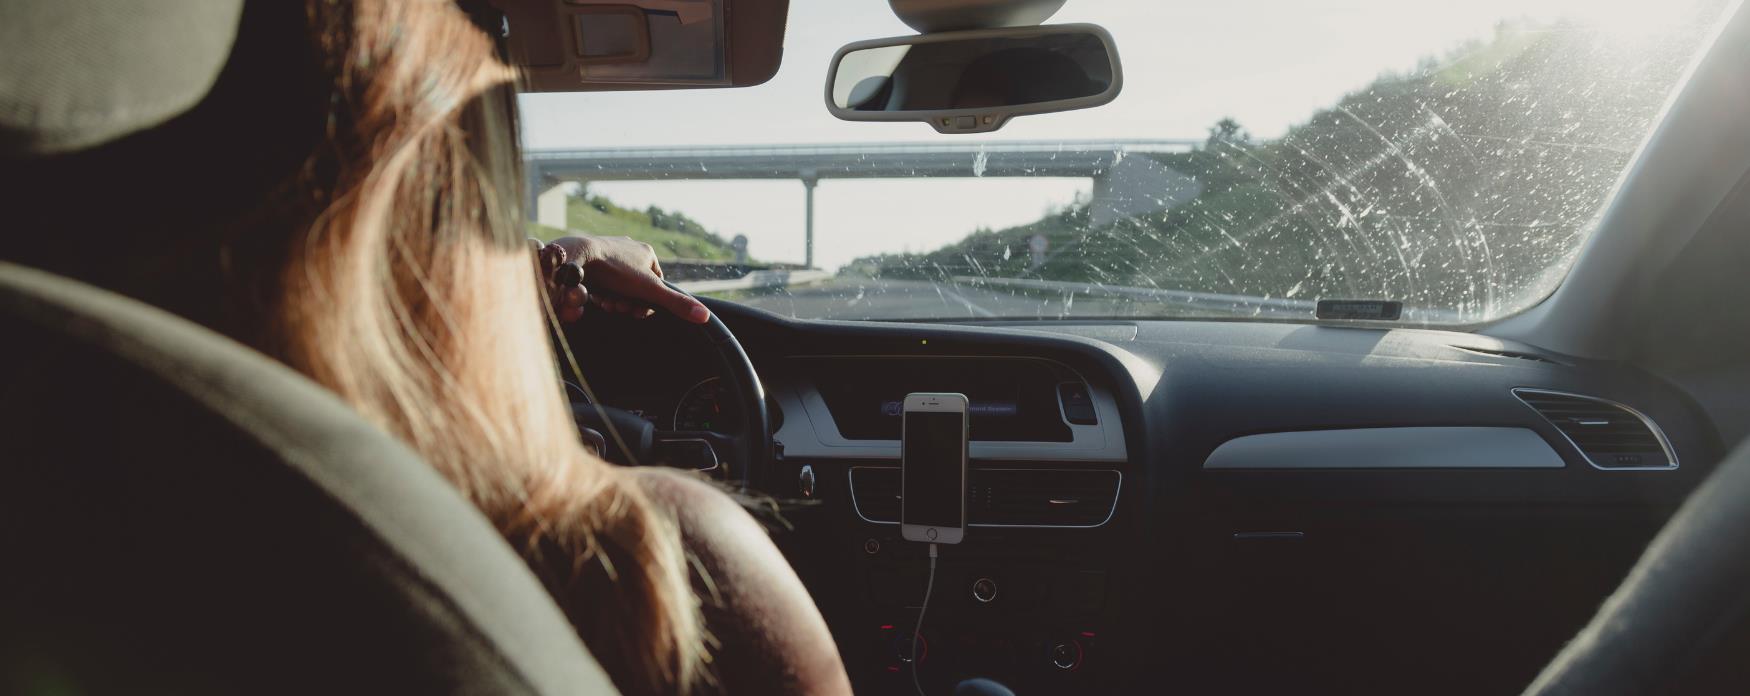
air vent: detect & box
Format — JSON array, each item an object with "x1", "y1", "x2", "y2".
[
  {"x1": 847, "y1": 467, "x2": 1122, "y2": 528},
  {"x1": 1451, "y1": 346, "x2": 1561, "y2": 364},
  {"x1": 1513, "y1": 389, "x2": 1676, "y2": 470}
]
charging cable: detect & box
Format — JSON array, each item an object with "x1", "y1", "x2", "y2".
[{"x1": 910, "y1": 543, "x2": 939, "y2": 696}]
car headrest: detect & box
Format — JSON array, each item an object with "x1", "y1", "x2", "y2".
[{"x1": 0, "y1": 0, "x2": 243, "y2": 156}]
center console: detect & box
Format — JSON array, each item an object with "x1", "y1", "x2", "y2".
[{"x1": 770, "y1": 356, "x2": 1134, "y2": 694}]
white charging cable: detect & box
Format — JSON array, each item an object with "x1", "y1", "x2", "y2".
[{"x1": 911, "y1": 542, "x2": 939, "y2": 696}]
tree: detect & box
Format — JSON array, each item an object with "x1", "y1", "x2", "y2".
[{"x1": 1204, "y1": 117, "x2": 1252, "y2": 151}]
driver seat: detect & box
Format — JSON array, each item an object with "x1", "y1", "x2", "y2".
[{"x1": 0, "y1": 1, "x2": 619, "y2": 693}]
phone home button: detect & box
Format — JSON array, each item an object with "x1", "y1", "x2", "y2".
[{"x1": 926, "y1": 528, "x2": 939, "y2": 541}]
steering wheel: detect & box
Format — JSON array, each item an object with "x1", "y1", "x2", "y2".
[{"x1": 566, "y1": 282, "x2": 773, "y2": 493}]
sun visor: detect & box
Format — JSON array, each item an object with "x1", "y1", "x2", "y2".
[{"x1": 485, "y1": 0, "x2": 788, "y2": 92}]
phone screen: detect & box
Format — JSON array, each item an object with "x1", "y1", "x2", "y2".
[{"x1": 902, "y1": 410, "x2": 966, "y2": 529}]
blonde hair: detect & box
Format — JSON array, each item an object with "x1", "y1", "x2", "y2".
[{"x1": 256, "y1": 1, "x2": 710, "y2": 691}]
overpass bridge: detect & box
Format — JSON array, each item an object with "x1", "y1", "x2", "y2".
[{"x1": 524, "y1": 139, "x2": 1202, "y2": 267}]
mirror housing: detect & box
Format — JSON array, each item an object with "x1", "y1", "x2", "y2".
[
  {"x1": 824, "y1": 23, "x2": 1122, "y2": 134},
  {"x1": 888, "y1": 0, "x2": 1066, "y2": 33}
]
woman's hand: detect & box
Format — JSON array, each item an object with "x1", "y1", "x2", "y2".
[{"x1": 534, "y1": 235, "x2": 711, "y2": 324}]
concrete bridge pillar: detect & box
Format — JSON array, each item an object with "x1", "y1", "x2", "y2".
[
  {"x1": 1089, "y1": 155, "x2": 1204, "y2": 229},
  {"x1": 525, "y1": 164, "x2": 570, "y2": 232},
  {"x1": 536, "y1": 184, "x2": 569, "y2": 232},
  {"x1": 801, "y1": 170, "x2": 819, "y2": 269}
]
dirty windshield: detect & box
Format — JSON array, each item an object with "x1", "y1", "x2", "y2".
[{"x1": 519, "y1": 0, "x2": 1730, "y2": 324}]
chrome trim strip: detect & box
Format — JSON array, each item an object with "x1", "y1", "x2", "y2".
[
  {"x1": 846, "y1": 466, "x2": 1122, "y2": 529},
  {"x1": 1511, "y1": 387, "x2": 1680, "y2": 471},
  {"x1": 1201, "y1": 426, "x2": 1563, "y2": 470}
]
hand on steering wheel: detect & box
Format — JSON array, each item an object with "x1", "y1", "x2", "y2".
[
  {"x1": 533, "y1": 235, "x2": 711, "y2": 324},
  {"x1": 536, "y1": 237, "x2": 770, "y2": 490}
]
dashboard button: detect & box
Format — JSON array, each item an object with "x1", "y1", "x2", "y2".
[
  {"x1": 971, "y1": 577, "x2": 998, "y2": 603},
  {"x1": 1058, "y1": 383, "x2": 1098, "y2": 425},
  {"x1": 893, "y1": 631, "x2": 928, "y2": 664},
  {"x1": 1049, "y1": 640, "x2": 1083, "y2": 670}
]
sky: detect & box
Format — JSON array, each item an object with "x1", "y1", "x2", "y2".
[{"x1": 517, "y1": 0, "x2": 1715, "y2": 270}]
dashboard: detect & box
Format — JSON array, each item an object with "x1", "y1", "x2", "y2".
[{"x1": 564, "y1": 303, "x2": 1730, "y2": 695}]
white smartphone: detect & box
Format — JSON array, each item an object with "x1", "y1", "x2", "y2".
[{"x1": 900, "y1": 392, "x2": 969, "y2": 545}]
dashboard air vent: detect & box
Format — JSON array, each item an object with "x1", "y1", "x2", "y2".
[
  {"x1": 1451, "y1": 346, "x2": 1561, "y2": 364},
  {"x1": 1513, "y1": 389, "x2": 1676, "y2": 470},
  {"x1": 848, "y1": 467, "x2": 1121, "y2": 528}
]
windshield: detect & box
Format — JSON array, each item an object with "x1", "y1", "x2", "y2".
[{"x1": 520, "y1": 0, "x2": 1731, "y2": 324}]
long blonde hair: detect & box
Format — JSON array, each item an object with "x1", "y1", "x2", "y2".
[{"x1": 253, "y1": 1, "x2": 710, "y2": 691}]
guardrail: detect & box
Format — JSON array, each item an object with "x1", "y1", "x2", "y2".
[
  {"x1": 950, "y1": 275, "x2": 1317, "y2": 317},
  {"x1": 947, "y1": 275, "x2": 1459, "y2": 323},
  {"x1": 677, "y1": 269, "x2": 834, "y2": 294},
  {"x1": 662, "y1": 259, "x2": 814, "y2": 281}
]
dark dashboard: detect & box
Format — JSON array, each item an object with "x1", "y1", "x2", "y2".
[
  {"x1": 560, "y1": 322, "x2": 742, "y2": 433},
  {"x1": 565, "y1": 302, "x2": 1727, "y2": 695}
]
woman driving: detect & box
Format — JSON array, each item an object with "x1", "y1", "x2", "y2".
[{"x1": 6, "y1": 0, "x2": 850, "y2": 694}]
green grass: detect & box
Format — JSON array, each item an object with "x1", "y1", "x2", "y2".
[
  {"x1": 526, "y1": 195, "x2": 738, "y2": 262},
  {"x1": 567, "y1": 204, "x2": 735, "y2": 261},
  {"x1": 526, "y1": 221, "x2": 568, "y2": 240}
]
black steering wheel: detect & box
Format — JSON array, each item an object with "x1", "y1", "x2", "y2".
[
  {"x1": 664, "y1": 283, "x2": 772, "y2": 492},
  {"x1": 565, "y1": 282, "x2": 773, "y2": 493}
]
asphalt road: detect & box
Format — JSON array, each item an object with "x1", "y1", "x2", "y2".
[{"x1": 723, "y1": 277, "x2": 1139, "y2": 321}]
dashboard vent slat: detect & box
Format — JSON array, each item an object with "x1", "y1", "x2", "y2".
[
  {"x1": 1513, "y1": 389, "x2": 1675, "y2": 470},
  {"x1": 848, "y1": 467, "x2": 1121, "y2": 528},
  {"x1": 1450, "y1": 345, "x2": 1563, "y2": 365}
]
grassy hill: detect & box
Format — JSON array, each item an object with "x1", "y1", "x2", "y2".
[{"x1": 526, "y1": 190, "x2": 739, "y2": 262}]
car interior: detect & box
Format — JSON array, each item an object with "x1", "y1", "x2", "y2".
[{"x1": 5, "y1": 0, "x2": 1750, "y2": 695}]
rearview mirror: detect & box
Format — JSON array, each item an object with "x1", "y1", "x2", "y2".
[{"x1": 825, "y1": 23, "x2": 1121, "y2": 134}]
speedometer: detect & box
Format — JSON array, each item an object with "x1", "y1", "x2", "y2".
[{"x1": 673, "y1": 377, "x2": 734, "y2": 432}]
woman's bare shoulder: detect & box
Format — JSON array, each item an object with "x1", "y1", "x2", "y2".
[
  {"x1": 627, "y1": 468, "x2": 852, "y2": 695},
  {"x1": 626, "y1": 468, "x2": 809, "y2": 612},
  {"x1": 628, "y1": 468, "x2": 757, "y2": 533}
]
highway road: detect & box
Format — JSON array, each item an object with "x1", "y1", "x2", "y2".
[{"x1": 721, "y1": 277, "x2": 1150, "y2": 321}]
